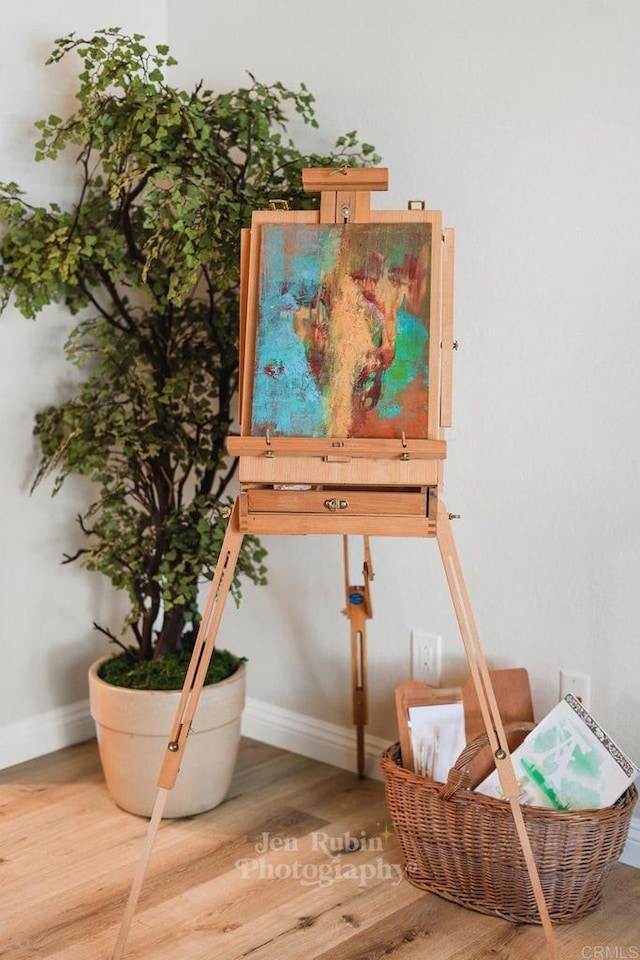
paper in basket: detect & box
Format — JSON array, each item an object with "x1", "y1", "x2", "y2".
[{"x1": 476, "y1": 693, "x2": 638, "y2": 810}]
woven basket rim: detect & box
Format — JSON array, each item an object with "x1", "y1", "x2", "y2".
[{"x1": 381, "y1": 741, "x2": 638, "y2": 818}]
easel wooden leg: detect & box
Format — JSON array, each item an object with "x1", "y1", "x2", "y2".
[
  {"x1": 111, "y1": 499, "x2": 245, "y2": 960},
  {"x1": 436, "y1": 500, "x2": 559, "y2": 960}
]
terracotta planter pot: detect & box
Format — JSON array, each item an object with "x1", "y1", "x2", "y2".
[{"x1": 88, "y1": 656, "x2": 246, "y2": 818}]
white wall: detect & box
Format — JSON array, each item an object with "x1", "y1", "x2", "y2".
[
  {"x1": 0, "y1": 3, "x2": 168, "y2": 764},
  {"x1": 1, "y1": 1, "x2": 639, "y2": 777},
  {"x1": 168, "y1": 0, "x2": 640, "y2": 763}
]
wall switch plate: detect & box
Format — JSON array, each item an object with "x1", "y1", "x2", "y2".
[
  {"x1": 559, "y1": 669, "x2": 591, "y2": 711},
  {"x1": 411, "y1": 630, "x2": 442, "y2": 686}
]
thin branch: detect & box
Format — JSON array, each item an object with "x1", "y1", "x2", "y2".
[
  {"x1": 214, "y1": 455, "x2": 238, "y2": 501},
  {"x1": 76, "y1": 276, "x2": 134, "y2": 334},
  {"x1": 92, "y1": 621, "x2": 130, "y2": 654},
  {"x1": 116, "y1": 167, "x2": 157, "y2": 264},
  {"x1": 62, "y1": 548, "x2": 90, "y2": 564}
]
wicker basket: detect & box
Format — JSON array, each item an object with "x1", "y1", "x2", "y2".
[{"x1": 381, "y1": 738, "x2": 637, "y2": 924}]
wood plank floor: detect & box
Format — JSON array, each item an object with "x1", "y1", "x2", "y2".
[{"x1": 1, "y1": 738, "x2": 638, "y2": 960}]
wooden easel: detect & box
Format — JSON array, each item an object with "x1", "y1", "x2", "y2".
[{"x1": 111, "y1": 169, "x2": 560, "y2": 960}]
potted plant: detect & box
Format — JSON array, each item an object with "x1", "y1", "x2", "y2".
[{"x1": 0, "y1": 28, "x2": 379, "y2": 816}]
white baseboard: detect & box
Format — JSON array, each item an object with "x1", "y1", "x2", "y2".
[
  {"x1": 0, "y1": 694, "x2": 391, "y2": 781},
  {"x1": 2, "y1": 696, "x2": 639, "y2": 870},
  {"x1": 241, "y1": 696, "x2": 390, "y2": 781},
  {"x1": 0, "y1": 699, "x2": 95, "y2": 771}
]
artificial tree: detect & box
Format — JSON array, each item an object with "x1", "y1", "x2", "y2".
[{"x1": 0, "y1": 28, "x2": 379, "y2": 688}]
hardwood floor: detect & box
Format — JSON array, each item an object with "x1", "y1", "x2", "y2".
[{"x1": 1, "y1": 738, "x2": 638, "y2": 959}]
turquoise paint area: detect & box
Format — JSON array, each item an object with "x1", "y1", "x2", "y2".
[
  {"x1": 252, "y1": 226, "x2": 328, "y2": 435},
  {"x1": 377, "y1": 309, "x2": 429, "y2": 421},
  {"x1": 252, "y1": 306, "x2": 324, "y2": 435}
]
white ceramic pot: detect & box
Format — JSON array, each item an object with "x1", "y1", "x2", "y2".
[{"x1": 88, "y1": 656, "x2": 246, "y2": 818}]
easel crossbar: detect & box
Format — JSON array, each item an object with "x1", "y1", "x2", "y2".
[{"x1": 227, "y1": 436, "x2": 447, "y2": 460}]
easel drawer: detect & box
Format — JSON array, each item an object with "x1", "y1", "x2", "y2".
[{"x1": 243, "y1": 488, "x2": 428, "y2": 518}]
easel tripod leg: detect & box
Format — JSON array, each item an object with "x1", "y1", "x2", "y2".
[
  {"x1": 111, "y1": 499, "x2": 245, "y2": 960},
  {"x1": 435, "y1": 501, "x2": 559, "y2": 960}
]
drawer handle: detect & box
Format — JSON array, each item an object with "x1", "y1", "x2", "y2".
[{"x1": 324, "y1": 497, "x2": 349, "y2": 512}]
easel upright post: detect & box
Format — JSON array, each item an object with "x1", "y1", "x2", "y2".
[{"x1": 343, "y1": 535, "x2": 374, "y2": 777}]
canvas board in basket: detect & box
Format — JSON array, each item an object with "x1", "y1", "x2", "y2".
[{"x1": 381, "y1": 738, "x2": 637, "y2": 925}]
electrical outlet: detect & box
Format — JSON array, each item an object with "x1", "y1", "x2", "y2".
[
  {"x1": 559, "y1": 669, "x2": 591, "y2": 711},
  {"x1": 411, "y1": 630, "x2": 442, "y2": 686}
]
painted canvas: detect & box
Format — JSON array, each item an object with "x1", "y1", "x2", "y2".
[{"x1": 250, "y1": 222, "x2": 432, "y2": 438}]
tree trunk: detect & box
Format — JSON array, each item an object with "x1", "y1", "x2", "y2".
[{"x1": 154, "y1": 605, "x2": 186, "y2": 657}]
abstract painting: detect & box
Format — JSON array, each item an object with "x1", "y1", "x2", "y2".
[{"x1": 250, "y1": 222, "x2": 432, "y2": 439}]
